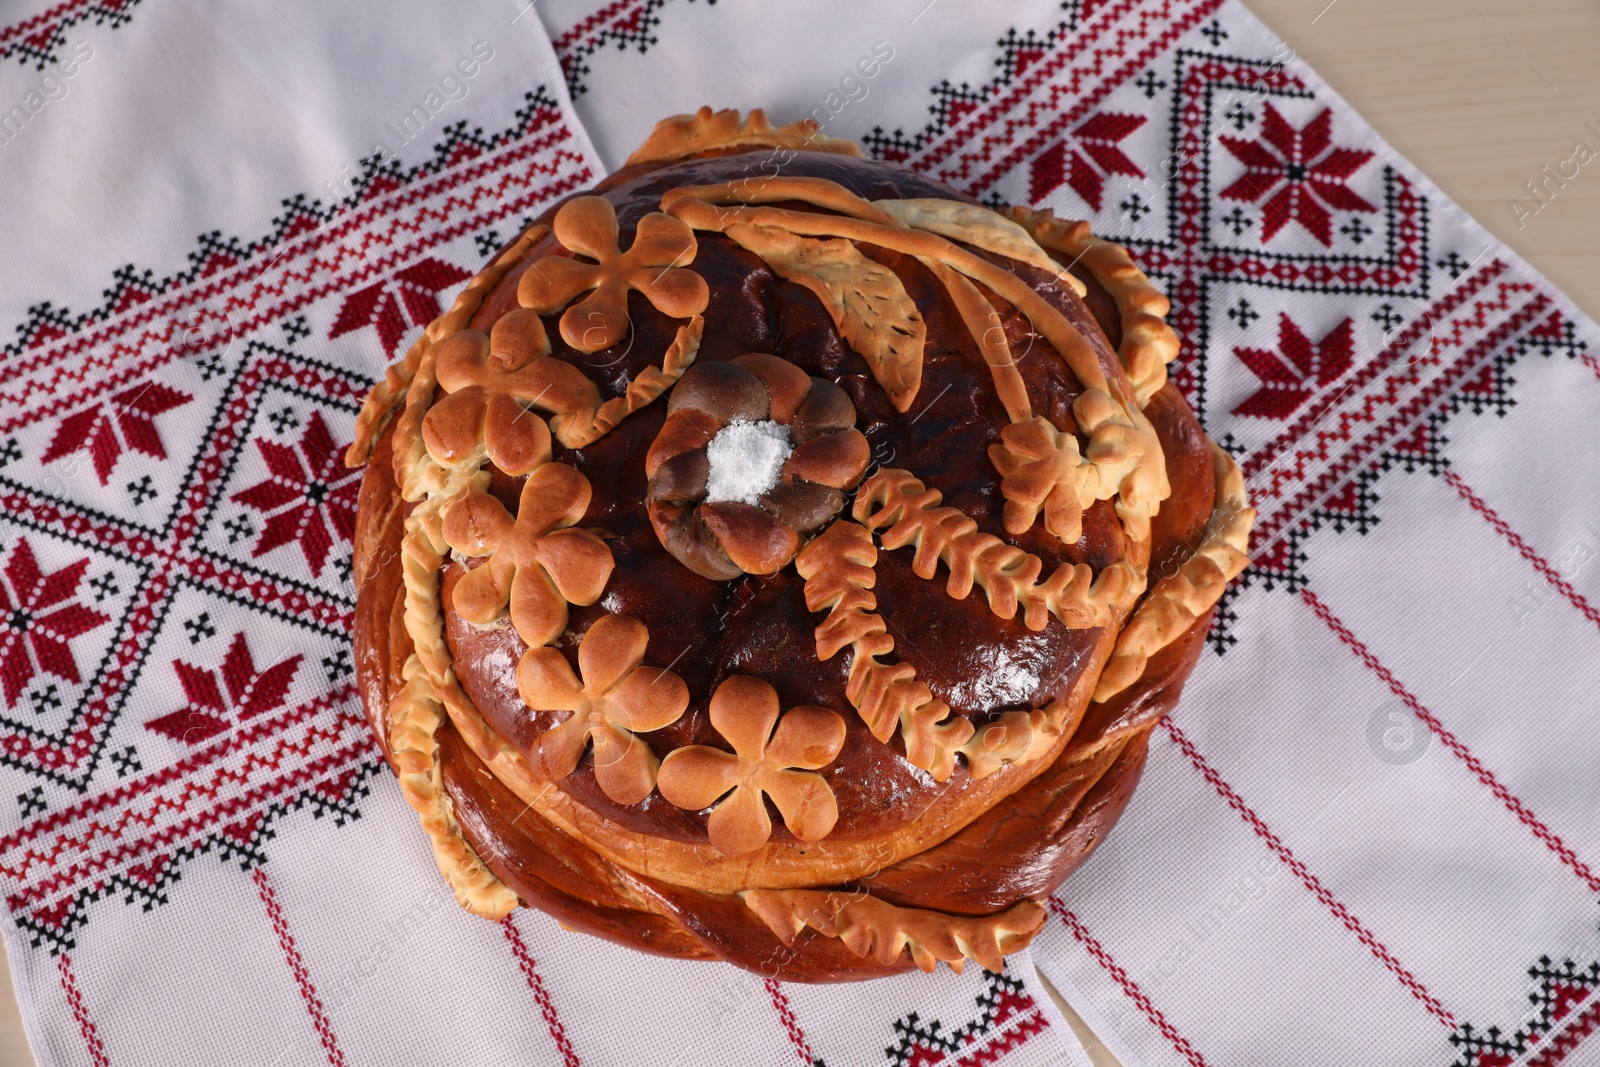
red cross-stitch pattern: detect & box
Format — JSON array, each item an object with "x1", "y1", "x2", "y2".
[
  {"x1": 0, "y1": 80, "x2": 595, "y2": 960},
  {"x1": 853, "y1": 0, "x2": 1600, "y2": 1061},
  {"x1": 4, "y1": 0, "x2": 1599, "y2": 1063}
]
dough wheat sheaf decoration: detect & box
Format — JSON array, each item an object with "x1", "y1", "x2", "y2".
[{"x1": 347, "y1": 108, "x2": 1255, "y2": 981}]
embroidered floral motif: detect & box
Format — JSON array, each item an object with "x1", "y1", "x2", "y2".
[
  {"x1": 231, "y1": 410, "x2": 361, "y2": 577},
  {"x1": 1231, "y1": 313, "x2": 1356, "y2": 420},
  {"x1": 0, "y1": 538, "x2": 110, "y2": 709},
  {"x1": 1219, "y1": 104, "x2": 1376, "y2": 245}
]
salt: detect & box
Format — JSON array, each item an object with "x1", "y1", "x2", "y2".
[{"x1": 703, "y1": 419, "x2": 793, "y2": 505}]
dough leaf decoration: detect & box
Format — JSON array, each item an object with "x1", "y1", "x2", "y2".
[
  {"x1": 743, "y1": 889, "x2": 1046, "y2": 975},
  {"x1": 723, "y1": 222, "x2": 926, "y2": 413},
  {"x1": 871, "y1": 198, "x2": 1087, "y2": 296}
]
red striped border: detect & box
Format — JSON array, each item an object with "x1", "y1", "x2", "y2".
[
  {"x1": 1049, "y1": 898, "x2": 1212, "y2": 1067},
  {"x1": 254, "y1": 866, "x2": 346, "y2": 1067},
  {"x1": 1302, "y1": 586, "x2": 1600, "y2": 895},
  {"x1": 501, "y1": 915, "x2": 580, "y2": 1067},
  {"x1": 1, "y1": 116, "x2": 591, "y2": 423},
  {"x1": 764, "y1": 979, "x2": 816, "y2": 1066},
  {"x1": 57, "y1": 950, "x2": 108, "y2": 1067},
  {"x1": 947, "y1": 1001, "x2": 1049, "y2": 1067},
  {"x1": 1161, "y1": 716, "x2": 1456, "y2": 1027},
  {"x1": 958, "y1": 0, "x2": 1226, "y2": 194},
  {"x1": 1247, "y1": 286, "x2": 1552, "y2": 569},
  {"x1": 2, "y1": 689, "x2": 367, "y2": 913},
  {"x1": 1240, "y1": 259, "x2": 1509, "y2": 484},
  {"x1": 1442, "y1": 470, "x2": 1600, "y2": 633},
  {"x1": 9, "y1": 740, "x2": 374, "y2": 920}
]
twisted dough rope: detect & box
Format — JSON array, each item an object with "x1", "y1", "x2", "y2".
[
  {"x1": 993, "y1": 208, "x2": 1256, "y2": 702},
  {"x1": 388, "y1": 654, "x2": 519, "y2": 919},
  {"x1": 345, "y1": 224, "x2": 551, "y2": 468},
  {"x1": 1005, "y1": 206, "x2": 1182, "y2": 410},
  {"x1": 387, "y1": 329, "x2": 531, "y2": 909},
  {"x1": 349, "y1": 222, "x2": 571, "y2": 912},
  {"x1": 742, "y1": 888, "x2": 1046, "y2": 975},
  {"x1": 1093, "y1": 441, "x2": 1255, "y2": 703}
]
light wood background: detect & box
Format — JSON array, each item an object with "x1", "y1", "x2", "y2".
[{"x1": 3, "y1": 0, "x2": 1597, "y2": 1063}]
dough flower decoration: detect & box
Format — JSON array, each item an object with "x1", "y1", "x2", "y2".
[
  {"x1": 987, "y1": 417, "x2": 1094, "y2": 545},
  {"x1": 441, "y1": 462, "x2": 614, "y2": 648},
  {"x1": 422, "y1": 310, "x2": 607, "y2": 456},
  {"x1": 518, "y1": 195, "x2": 710, "y2": 354},
  {"x1": 988, "y1": 389, "x2": 1167, "y2": 545},
  {"x1": 656, "y1": 675, "x2": 846, "y2": 855},
  {"x1": 515, "y1": 613, "x2": 690, "y2": 805},
  {"x1": 645, "y1": 354, "x2": 871, "y2": 580}
]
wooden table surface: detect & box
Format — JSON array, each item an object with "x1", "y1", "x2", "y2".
[{"x1": 3, "y1": 0, "x2": 1596, "y2": 1063}]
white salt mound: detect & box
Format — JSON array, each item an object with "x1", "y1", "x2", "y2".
[{"x1": 704, "y1": 419, "x2": 793, "y2": 505}]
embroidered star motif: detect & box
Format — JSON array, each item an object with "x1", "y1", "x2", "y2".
[{"x1": 1219, "y1": 104, "x2": 1376, "y2": 245}]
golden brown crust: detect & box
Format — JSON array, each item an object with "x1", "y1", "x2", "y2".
[
  {"x1": 352, "y1": 394, "x2": 1212, "y2": 975},
  {"x1": 345, "y1": 113, "x2": 1253, "y2": 980},
  {"x1": 1007, "y1": 206, "x2": 1181, "y2": 408},
  {"x1": 353, "y1": 414, "x2": 407, "y2": 748},
  {"x1": 625, "y1": 106, "x2": 865, "y2": 167},
  {"x1": 432, "y1": 685, "x2": 1079, "y2": 895},
  {"x1": 742, "y1": 890, "x2": 1046, "y2": 974},
  {"x1": 387, "y1": 655, "x2": 520, "y2": 919}
]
